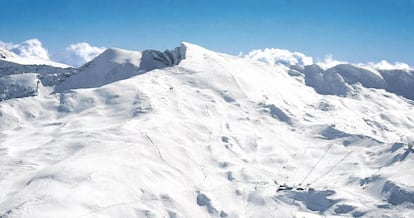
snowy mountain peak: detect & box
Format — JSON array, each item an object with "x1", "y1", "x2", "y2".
[
  {"x1": 140, "y1": 43, "x2": 186, "y2": 71},
  {"x1": 1, "y1": 42, "x2": 414, "y2": 217},
  {"x1": 289, "y1": 63, "x2": 414, "y2": 100},
  {"x1": 56, "y1": 44, "x2": 187, "y2": 91},
  {"x1": 0, "y1": 48, "x2": 17, "y2": 59},
  {"x1": 0, "y1": 45, "x2": 70, "y2": 68},
  {"x1": 82, "y1": 47, "x2": 142, "y2": 68}
]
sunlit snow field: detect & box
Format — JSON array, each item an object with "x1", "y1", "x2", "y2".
[{"x1": 0, "y1": 43, "x2": 414, "y2": 217}]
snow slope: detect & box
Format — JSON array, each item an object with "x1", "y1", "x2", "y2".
[
  {"x1": 0, "y1": 46, "x2": 70, "y2": 69},
  {"x1": 0, "y1": 48, "x2": 17, "y2": 59},
  {"x1": 55, "y1": 45, "x2": 185, "y2": 91},
  {"x1": 0, "y1": 47, "x2": 73, "y2": 101},
  {"x1": 0, "y1": 43, "x2": 414, "y2": 218},
  {"x1": 0, "y1": 59, "x2": 74, "y2": 101},
  {"x1": 1, "y1": 57, "x2": 70, "y2": 69},
  {"x1": 289, "y1": 64, "x2": 414, "y2": 100}
]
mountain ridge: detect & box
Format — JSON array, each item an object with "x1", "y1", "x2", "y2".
[{"x1": 0, "y1": 42, "x2": 413, "y2": 217}]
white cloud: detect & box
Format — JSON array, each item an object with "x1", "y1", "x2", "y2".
[
  {"x1": 54, "y1": 42, "x2": 106, "y2": 67},
  {"x1": 244, "y1": 48, "x2": 413, "y2": 71},
  {"x1": 360, "y1": 60, "x2": 411, "y2": 71},
  {"x1": 1, "y1": 39, "x2": 104, "y2": 67},
  {"x1": 243, "y1": 48, "x2": 313, "y2": 66},
  {"x1": 0, "y1": 38, "x2": 49, "y2": 60},
  {"x1": 0, "y1": 41, "x2": 13, "y2": 50},
  {"x1": 316, "y1": 54, "x2": 348, "y2": 70}
]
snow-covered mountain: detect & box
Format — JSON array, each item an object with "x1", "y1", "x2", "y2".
[
  {"x1": 0, "y1": 48, "x2": 17, "y2": 59},
  {"x1": 0, "y1": 40, "x2": 71, "y2": 69},
  {"x1": 0, "y1": 49, "x2": 73, "y2": 101},
  {"x1": 0, "y1": 43, "x2": 413, "y2": 218}
]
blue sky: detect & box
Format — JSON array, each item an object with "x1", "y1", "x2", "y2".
[{"x1": 1, "y1": 0, "x2": 414, "y2": 65}]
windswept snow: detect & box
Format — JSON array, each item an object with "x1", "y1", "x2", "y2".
[
  {"x1": 0, "y1": 48, "x2": 17, "y2": 59},
  {"x1": 0, "y1": 42, "x2": 414, "y2": 218},
  {"x1": 0, "y1": 73, "x2": 40, "y2": 101}
]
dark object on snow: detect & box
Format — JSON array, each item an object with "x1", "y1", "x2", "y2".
[{"x1": 277, "y1": 184, "x2": 293, "y2": 192}]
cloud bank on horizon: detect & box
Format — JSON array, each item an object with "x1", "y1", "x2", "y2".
[
  {"x1": 0, "y1": 39, "x2": 105, "y2": 67},
  {"x1": 243, "y1": 48, "x2": 412, "y2": 71},
  {"x1": 242, "y1": 48, "x2": 313, "y2": 66},
  {"x1": 0, "y1": 38, "x2": 412, "y2": 71}
]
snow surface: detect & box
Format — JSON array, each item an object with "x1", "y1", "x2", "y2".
[
  {"x1": 0, "y1": 48, "x2": 17, "y2": 59},
  {"x1": 1, "y1": 42, "x2": 414, "y2": 217},
  {"x1": 0, "y1": 58, "x2": 73, "y2": 101},
  {"x1": 0, "y1": 57, "x2": 71, "y2": 69},
  {"x1": 0, "y1": 46, "x2": 70, "y2": 69},
  {"x1": 289, "y1": 64, "x2": 414, "y2": 101}
]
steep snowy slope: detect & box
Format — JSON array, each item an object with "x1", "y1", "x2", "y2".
[
  {"x1": 55, "y1": 45, "x2": 185, "y2": 91},
  {"x1": 0, "y1": 48, "x2": 70, "y2": 69},
  {"x1": 0, "y1": 61, "x2": 73, "y2": 101},
  {"x1": 0, "y1": 39, "x2": 69, "y2": 69},
  {"x1": 0, "y1": 43, "x2": 413, "y2": 218},
  {"x1": 0, "y1": 47, "x2": 74, "y2": 101},
  {"x1": 0, "y1": 48, "x2": 17, "y2": 59},
  {"x1": 0, "y1": 57, "x2": 70, "y2": 69}
]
